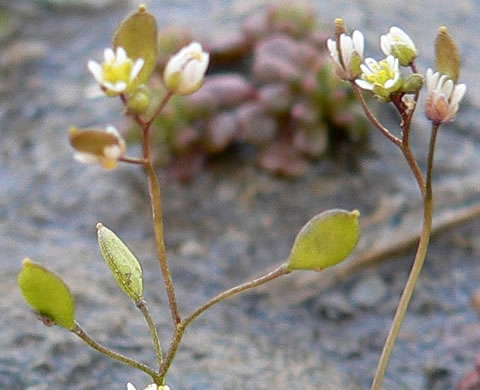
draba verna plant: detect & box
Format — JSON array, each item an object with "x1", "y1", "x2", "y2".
[{"x1": 16, "y1": 5, "x2": 466, "y2": 390}]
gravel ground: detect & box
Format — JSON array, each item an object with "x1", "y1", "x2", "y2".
[{"x1": 2, "y1": 1, "x2": 480, "y2": 389}]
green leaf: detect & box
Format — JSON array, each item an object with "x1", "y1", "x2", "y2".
[
  {"x1": 287, "y1": 209, "x2": 360, "y2": 271},
  {"x1": 97, "y1": 223, "x2": 144, "y2": 303},
  {"x1": 113, "y1": 5, "x2": 158, "y2": 86},
  {"x1": 18, "y1": 259, "x2": 75, "y2": 329},
  {"x1": 435, "y1": 26, "x2": 460, "y2": 82}
]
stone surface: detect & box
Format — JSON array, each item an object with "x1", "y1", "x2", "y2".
[{"x1": 1, "y1": 1, "x2": 480, "y2": 390}]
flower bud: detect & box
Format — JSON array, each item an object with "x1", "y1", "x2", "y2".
[
  {"x1": 380, "y1": 26, "x2": 417, "y2": 66},
  {"x1": 163, "y1": 42, "x2": 209, "y2": 95},
  {"x1": 401, "y1": 73, "x2": 424, "y2": 94},
  {"x1": 425, "y1": 68, "x2": 466, "y2": 124},
  {"x1": 127, "y1": 85, "x2": 151, "y2": 114}
]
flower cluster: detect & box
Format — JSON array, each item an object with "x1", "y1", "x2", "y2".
[{"x1": 327, "y1": 23, "x2": 465, "y2": 120}]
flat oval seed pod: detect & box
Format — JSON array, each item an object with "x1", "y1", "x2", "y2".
[
  {"x1": 113, "y1": 4, "x2": 158, "y2": 86},
  {"x1": 287, "y1": 209, "x2": 360, "y2": 271},
  {"x1": 97, "y1": 223, "x2": 144, "y2": 303},
  {"x1": 435, "y1": 26, "x2": 460, "y2": 82},
  {"x1": 18, "y1": 259, "x2": 75, "y2": 329}
]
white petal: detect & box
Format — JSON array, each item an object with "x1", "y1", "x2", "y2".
[
  {"x1": 327, "y1": 39, "x2": 340, "y2": 65},
  {"x1": 355, "y1": 79, "x2": 374, "y2": 90},
  {"x1": 130, "y1": 58, "x2": 145, "y2": 80},
  {"x1": 88, "y1": 61, "x2": 104, "y2": 83},
  {"x1": 74, "y1": 152, "x2": 99, "y2": 165},
  {"x1": 340, "y1": 34, "x2": 353, "y2": 67},
  {"x1": 126, "y1": 383, "x2": 137, "y2": 390},
  {"x1": 105, "y1": 125, "x2": 120, "y2": 136},
  {"x1": 390, "y1": 26, "x2": 415, "y2": 49},
  {"x1": 380, "y1": 35, "x2": 391, "y2": 56},
  {"x1": 450, "y1": 83, "x2": 466, "y2": 105},
  {"x1": 364, "y1": 58, "x2": 378, "y2": 72},
  {"x1": 144, "y1": 385, "x2": 158, "y2": 390},
  {"x1": 352, "y1": 30, "x2": 364, "y2": 57},
  {"x1": 110, "y1": 81, "x2": 128, "y2": 92},
  {"x1": 441, "y1": 79, "x2": 454, "y2": 98},
  {"x1": 104, "y1": 48, "x2": 115, "y2": 63},
  {"x1": 116, "y1": 47, "x2": 127, "y2": 63}
]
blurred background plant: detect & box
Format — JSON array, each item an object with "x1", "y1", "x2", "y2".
[{"x1": 127, "y1": 2, "x2": 369, "y2": 180}]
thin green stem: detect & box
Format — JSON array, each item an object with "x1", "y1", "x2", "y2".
[
  {"x1": 370, "y1": 123, "x2": 439, "y2": 390},
  {"x1": 140, "y1": 92, "x2": 181, "y2": 326},
  {"x1": 137, "y1": 299, "x2": 163, "y2": 368},
  {"x1": 353, "y1": 84, "x2": 402, "y2": 147},
  {"x1": 184, "y1": 264, "x2": 290, "y2": 328},
  {"x1": 158, "y1": 264, "x2": 291, "y2": 380},
  {"x1": 72, "y1": 322, "x2": 161, "y2": 383},
  {"x1": 119, "y1": 156, "x2": 147, "y2": 165}
]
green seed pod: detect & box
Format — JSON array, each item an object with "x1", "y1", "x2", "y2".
[
  {"x1": 18, "y1": 259, "x2": 75, "y2": 329},
  {"x1": 96, "y1": 223, "x2": 144, "y2": 303},
  {"x1": 435, "y1": 26, "x2": 460, "y2": 82},
  {"x1": 113, "y1": 4, "x2": 158, "y2": 86},
  {"x1": 287, "y1": 209, "x2": 360, "y2": 271}
]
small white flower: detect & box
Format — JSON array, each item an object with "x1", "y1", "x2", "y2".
[
  {"x1": 380, "y1": 26, "x2": 417, "y2": 66},
  {"x1": 425, "y1": 68, "x2": 466, "y2": 124},
  {"x1": 126, "y1": 383, "x2": 170, "y2": 390},
  {"x1": 163, "y1": 42, "x2": 209, "y2": 95},
  {"x1": 88, "y1": 47, "x2": 144, "y2": 96},
  {"x1": 327, "y1": 30, "x2": 364, "y2": 81},
  {"x1": 70, "y1": 125, "x2": 126, "y2": 170},
  {"x1": 356, "y1": 55, "x2": 403, "y2": 101}
]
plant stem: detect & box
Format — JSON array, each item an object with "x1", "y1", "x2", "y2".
[
  {"x1": 72, "y1": 321, "x2": 161, "y2": 383},
  {"x1": 119, "y1": 156, "x2": 147, "y2": 165},
  {"x1": 370, "y1": 123, "x2": 439, "y2": 390},
  {"x1": 139, "y1": 92, "x2": 181, "y2": 326},
  {"x1": 158, "y1": 264, "x2": 290, "y2": 380},
  {"x1": 353, "y1": 84, "x2": 402, "y2": 147},
  {"x1": 137, "y1": 299, "x2": 163, "y2": 368}
]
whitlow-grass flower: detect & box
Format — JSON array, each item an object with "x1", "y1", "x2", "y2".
[
  {"x1": 126, "y1": 383, "x2": 170, "y2": 390},
  {"x1": 88, "y1": 47, "x2": 144, "y2": 96},
  {"x1": 163, "y1": 42, "x2": 209, "y2": 95},
  {"x1": 380, "y1": 26, "x2": 417, "y2": 66},
  {"x1": 356, "y1": 55, "x2": 403, "y2": 101},
  {"x1": 69, "y1": 125, "x2": 126, "y2": 170},
  {"x1": 327, "y1": 30, "x2": 364, "y2": 81},
  {"x1": 425, "y1": 68, "x2": 466, "y2": 124}
]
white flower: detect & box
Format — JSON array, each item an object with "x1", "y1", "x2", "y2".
[
  {"x1": 88, "y1": 47, "x2": 144, "y2": 96},
  {"x1": 355, "y1": 55, "x2": 403, "y2": 101},
  {"x1": 425, "y1": 68, "x2": 466, "y2": 124},
  {"x1": 326, "y1": 30, "x2": 364, "y2": 80},
  {"x1": 70, "y1": 125, "x2": 126, "y2": 170},
  {"x1": 163, "y1": 42, "x2": 209, "y2": 95},
  {"x1": 380, "y1": 26, "x2": 417, "y2": 66},
  {"x1": 126, "y1": 383, "x2": 170, "y2": 390}
]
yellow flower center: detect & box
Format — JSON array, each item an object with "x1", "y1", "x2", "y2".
[
  {"x1": 364, "y1": 60, "x2": 395, "y2": 86},
  {"x1": 103, "y1": 59, "x2": 134, "y2": 83}
]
